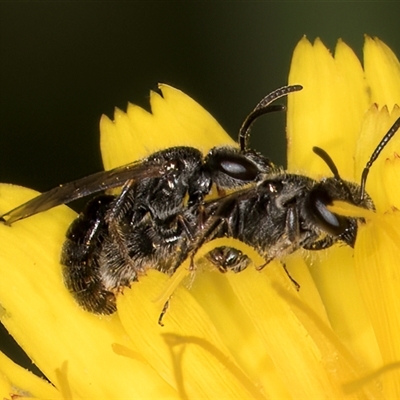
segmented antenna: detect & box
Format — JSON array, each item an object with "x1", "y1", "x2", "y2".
[
  {"x1": 238, "y1": 84, "x2": 303, "y2": 151},
  {"x1": 312, "y1": 147, "x2": 341, "y2": 180},
  {"x1": 360, "y1": 117, "x2": 400, "y2": 200},
  {"x1": 312, "y1": 146, "x2": 357, "y2": 202},
  {"x1": 313, "y1": 117, "x2": 400, "y2": 201}
]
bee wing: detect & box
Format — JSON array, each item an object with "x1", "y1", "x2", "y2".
[{"x1": 1, "y1": 161, "x2": 163, "y2": 224}]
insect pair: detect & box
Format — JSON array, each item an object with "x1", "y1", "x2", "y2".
[{"x1": 1, "y1": 85, "x2": 399, "y2": 316}]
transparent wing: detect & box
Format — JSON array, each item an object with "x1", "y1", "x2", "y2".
[{"x1": 1, "y1": 161, "x2": 163, "y2": 224}]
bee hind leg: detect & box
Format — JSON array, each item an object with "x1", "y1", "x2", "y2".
[{"x1": 61, "y1": 195, "x2": 117, "y2": 314}]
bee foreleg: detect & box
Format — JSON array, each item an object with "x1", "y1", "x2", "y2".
[{"x1": 303, "y1": 236, "x2": 335, "y2": 251}]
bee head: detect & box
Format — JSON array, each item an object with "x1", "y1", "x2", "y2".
[
  {"x1": 305, "y1": 115, "x2": 400, "y2": 247},
  {"x1": 306, "y1": 175, "x2": 374, "y2": 247}
]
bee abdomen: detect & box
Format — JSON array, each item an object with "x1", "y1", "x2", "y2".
[{"x1": 61, "y1": 195, "x2": 117, "y2": 314}]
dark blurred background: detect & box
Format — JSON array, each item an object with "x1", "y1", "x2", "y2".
[{"x1": 1, "y1": 2, "x2": 399, "y2": 376}]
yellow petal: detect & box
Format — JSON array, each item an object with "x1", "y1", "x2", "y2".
[
  {"x1": 0, "y1": 350, "x2": 61, "y2": 400},
  {"x1": 283, "y1": 253, "x2": 330, "y2": 326},
  {"x1": 355, "y1": 211, "x2": 400, "y2": 396},
  {"x1": 383, "y1": 152, "x2": 400, "y2": 209},
  {"x1": 226, "y1": 261, "x2": 380, "y2": 398},
  {"x1": 0, "y1": 184, "x2": 176, "y2": 399},
  {"x1": 364, "y1": 36, "x2": 400, "y2": 112},
  {"x1": 288, "y1": 37, "x2": 369, "y2": 179},
  {"x1": 304, "y1": 246, "x2": 382, "y2": 370},
  {"x1": 117, "y1": 270, "x2": 263, "y2": 400},
  {"x1": 354, "y1": 105, "x2": 400, "y2": 212},
  {"x1": 100, "y1": 84, "x2": 235, "y2": 170}
]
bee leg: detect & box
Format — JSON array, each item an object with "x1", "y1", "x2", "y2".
[
  {"x1": 256, "y1": 205, "x2": 301, "y2": 292},
  {"x1": 176, "y1": 214, "x2": 195, "y2": 241},
  {"x1": 158, "y1": 298, "x2": 171, "y2": 327},
  {"x1": 61, "y1": 195, "x2": 117, "y2": 314},
  {"x1": 286, "y1": 204, "x2": 301, "y2": 247},
  {"x1": 257, "y1": 204, "x2": 300, "y2": 271},
  {"x1": 154, "y1": 213, "x2": 197, "y2": 276},
  {"x1": 104, "y1": 179, "x2": 145, "y2": 273},
  {"x1": 282, "y1": 262, "x2": 300, "y2": 291},
  {"x1": 303, "y1": 236, "x2": 335, "y2": 251},
  {"x1": 256, "y1": 259, "x2": 299, "y2": 290},
  {"x1": 187, "y1": 205, "x2": 238, "y2": 273},
  {"x1": 206, "y1": 247, "x2": 250, "y2": 273},
  {"x1": 192, "y1": 202, "x2": 250, "y2": 273}
]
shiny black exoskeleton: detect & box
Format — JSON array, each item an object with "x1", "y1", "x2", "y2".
[
  {"x1": 187, "y1": 117, "x2": 400, "y2": 273},
  {"x1": 60, "y1": 144, "x2": 272, "y2": 314},
  {"x1": 188, "y1": 168, "x2": 375, "y2": 271},
  {"x1": 2, "y1": 84, "x2": 399, "y2": 316},
  {"x1": 1, "y1": 85, "x2": 302, "y2": 313}
]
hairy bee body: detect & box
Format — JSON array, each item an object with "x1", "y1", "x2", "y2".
[
  {"x1": 2, "y1": 84, "x2": 398, "y2": 316},
  {"x1": 197, "y1": 172, "x2": 374, "y2": 269},
  {"x1": 59, "y1": 145, "x2": 273, "y2": 313}
]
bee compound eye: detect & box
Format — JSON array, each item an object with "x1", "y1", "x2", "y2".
[
  {"x1": 308, "y1": 189, "x2": 350, "y2": 237},
  {"x1": 208, "y1": 151, "x2": 260, "y2": 182}
]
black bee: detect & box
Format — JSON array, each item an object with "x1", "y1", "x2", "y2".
[
  {"x1": 0, "y1": 85, "x2": 303, "y2": 314},
  {"x1": 2, "y1": 83, "x2": 399, "y2": 315},
  {"x1": 188, "y1": 117, "x2": 400, "y2": 274}
]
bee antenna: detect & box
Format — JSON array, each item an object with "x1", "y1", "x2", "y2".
[
  {"x1": 239, "y1": 84, "x2": 303, "y2": 151},
  {"x1": 312, "y1": 146, "x2": 341, "y2": 180},
  {"x1": 360, "y1": 116, "x2": 400, "y2": 200},
  {"x1": 313, "y1": 146, "x2": 358, "y2": 202}
]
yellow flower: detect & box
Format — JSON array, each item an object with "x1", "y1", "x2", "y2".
[
  {"x1": 288, "y1": 36, "x2": 400, "y2": 396},
  {"x1": 0, "y1": 36, "x2": 399, "y2": 399}
]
